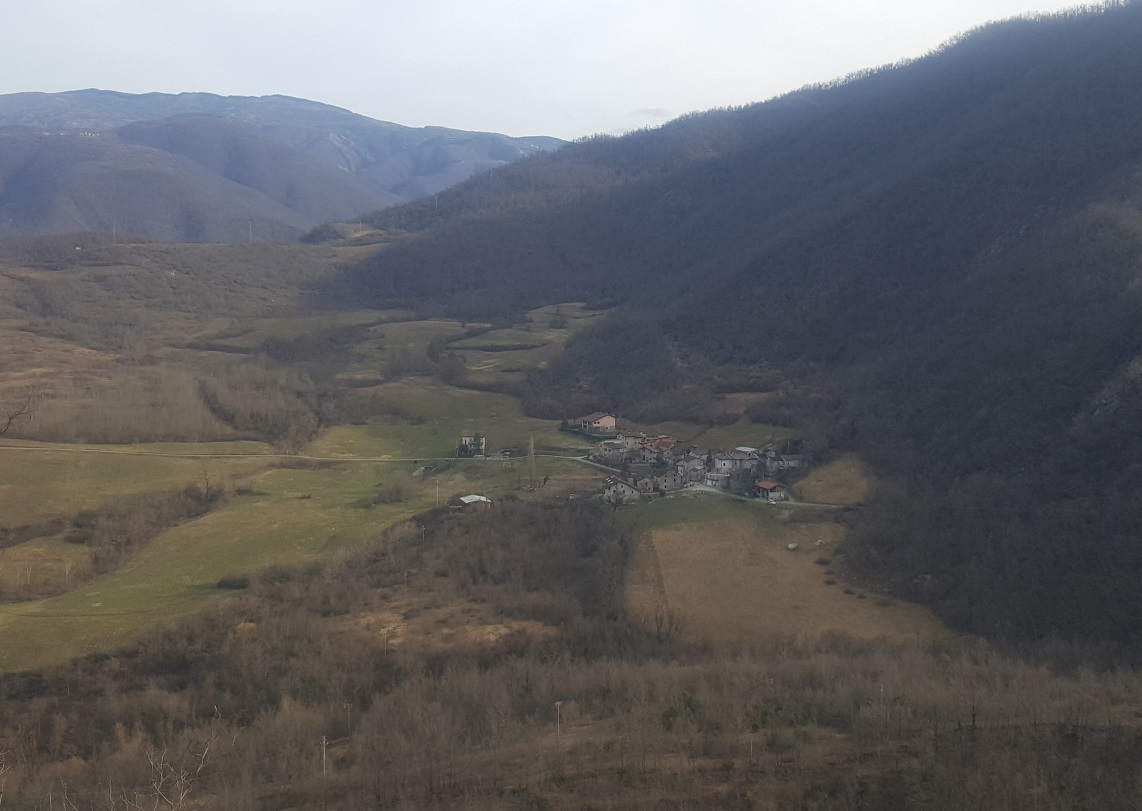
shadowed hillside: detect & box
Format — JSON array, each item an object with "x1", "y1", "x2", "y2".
[{"x1": 333, "y1": 3, "x2": 1142, "y2": 649}]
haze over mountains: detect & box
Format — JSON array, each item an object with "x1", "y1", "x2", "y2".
[
  {"x1": 333, "y1": 3, "x2": 1142, "y2": 648},
  {"x1": 0, "y1": 90, "x2": 563, "y2": 241}
]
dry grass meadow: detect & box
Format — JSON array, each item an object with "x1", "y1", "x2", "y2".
[
  {"x1": 795, "y1": 455, "x2": 873, "y2": 505},
  {"x1": 626, "y1": 495, "x2": 946, "y2": 648}
]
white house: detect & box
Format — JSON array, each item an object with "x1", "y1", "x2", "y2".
[
  {"x1": 579, "y1": 412, "x2": 618, "y2": 434},
  {"x1": 459, "y1": 430, "x2": 486, "y2": 456}
]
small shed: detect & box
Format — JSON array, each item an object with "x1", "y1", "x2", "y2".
[
  {"x1": 704, "y1": 472, "x2": 732, "y2": 490},
  {"x1": 449, "y1": 494, "x2": 493, "y2": 509},
  {"x1": 757, "y1": 480, "x2": 786, "y2": 501}
]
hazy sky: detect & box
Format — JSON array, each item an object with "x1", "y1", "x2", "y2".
[{"x1": 3, "y1": 1, "x2": 1083, "y2": 139}]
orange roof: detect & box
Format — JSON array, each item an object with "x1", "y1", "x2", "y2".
[{"x1": 757, "y1": 480, "x2": 780, "y2": 490}]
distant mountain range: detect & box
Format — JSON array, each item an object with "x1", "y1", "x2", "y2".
[
  {"x1": 0, "y1": 90, "x2": 563, "y2": 241},
  {"x1": 333, "y1": 4, "x2": 1142, "y2": 647}
]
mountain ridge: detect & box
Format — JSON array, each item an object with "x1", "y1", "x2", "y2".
[{"x1": 0, "y1": 90, "x2": 564, "y2": 241}]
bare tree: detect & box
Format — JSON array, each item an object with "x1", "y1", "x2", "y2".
[
  {"x1": 0, "y1": 747, "x2": 12, "y2": 807},
  {"x1": 0, "y1": 393, "x2": 38, "y2": 437},
  {"x1": 107, "y1": 721, "x2": 221, "y2": 811}
]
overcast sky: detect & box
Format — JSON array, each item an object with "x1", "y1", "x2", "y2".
[{"x1": 2, "y1": 1, "x2": 1084, "y2": 139}]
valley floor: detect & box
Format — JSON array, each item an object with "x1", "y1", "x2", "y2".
[{"x1": 2, "y1": 244, "x2": 1140, "y2": 808}]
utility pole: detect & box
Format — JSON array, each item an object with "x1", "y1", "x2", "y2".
[
  {"x1": 555, "y1": 700, "x2": 562, "y2": 745},
  {"x1": 321, "y1": 734, "x2": 328, "y2": 810},
  {"x1": 529, "y1": 433, "x2": 536, "y2": 489}
]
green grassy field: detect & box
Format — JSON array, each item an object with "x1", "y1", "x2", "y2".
[
  {"x1": 307, "y1": 378, "x2": 590, "y2": 459},
  {"x1": 0, "y1": 461, "x2": 398, "y2": 670},
  {"x1": 0, "y1": 444, "x2": 272, "y2": 525},
  {"x1": 0, "y1": 448, "x2": 597, "y2": 671},
  {"x1": 190, "y1": 309, "x2": 403, "y2": 350},
  {"x1": 449, "y1": 303, "x2": 605, "y2": 386}
]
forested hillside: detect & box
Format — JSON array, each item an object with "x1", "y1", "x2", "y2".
[{"x1": 335, "y1": 3, "x2": 1142, "y2": 649}]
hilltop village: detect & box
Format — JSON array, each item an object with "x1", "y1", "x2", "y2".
[{"x1": 570, "y1": 412, "x2": 812, "y2": 505}]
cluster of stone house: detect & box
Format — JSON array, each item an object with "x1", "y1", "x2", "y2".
[{"x1": 594, "y1": 430, "x2": 811, "y2": 505}]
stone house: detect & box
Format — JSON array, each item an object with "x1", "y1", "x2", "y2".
[
  {"x1": 656, "y1": 469, "x2": 683, "y2": 491},
  {"x1": 677, "y1": 455, "x2": 707, "y2": 482},
  {"x1": 713, "y1": 453, "x2": 736, "y2": 474},
  {"x1": 591, "y1": 440, "x2": 631, "y2": 465},
  {"x1": 602, "y1": 477, "x2": 640, "y2": 505}
]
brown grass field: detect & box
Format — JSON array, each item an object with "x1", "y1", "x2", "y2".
[
  {"x1": 626, "y1": 496, "x2": 947, "y2": 647},
  {"x1": 795, "y1": 455, "x2": 873, "y2": 505}
]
